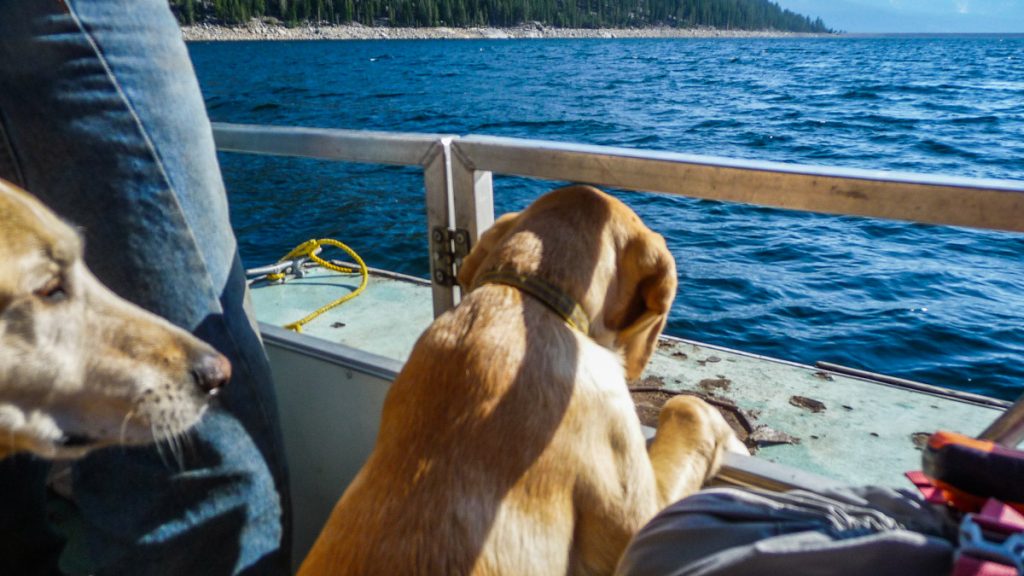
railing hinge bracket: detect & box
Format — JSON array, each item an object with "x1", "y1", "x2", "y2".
[{"x1": 431, "y1": 226, "x2": 471, "y2": 287}]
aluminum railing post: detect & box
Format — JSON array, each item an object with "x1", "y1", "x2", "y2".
[
  {"x1": 450, "y1": 141, "x2": 495, "y2": 302},
  {"x1": 979, "y1": 393, "x2": 1024, "y2": 447},
  {"x1": 424, "y1": 138, "x2": 457, "y2": 317}
]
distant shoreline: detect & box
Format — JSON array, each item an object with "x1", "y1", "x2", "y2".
[{"x1": 180, "y1": 21, "x2": 831, "y2": 41}]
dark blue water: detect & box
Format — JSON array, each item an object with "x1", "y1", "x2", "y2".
[{"x1": 189, "y1": 36, "x2": 1024, "y2": 400}]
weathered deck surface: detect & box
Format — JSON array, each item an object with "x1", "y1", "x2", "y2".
[{"x1": 250, "y1": 266, "x2": 1002, "y2": 488}]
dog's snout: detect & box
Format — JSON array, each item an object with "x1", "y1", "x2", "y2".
[{"x1": 192, "y1": 352, "x2": 231, "y2": 395}]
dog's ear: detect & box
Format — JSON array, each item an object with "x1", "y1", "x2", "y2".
[
  {"x1": 612, "y1": 232, "x2": 677, "y2": 382},
  {"x1": 456, "y1": 212, "x2": 520, "y2": 291}
]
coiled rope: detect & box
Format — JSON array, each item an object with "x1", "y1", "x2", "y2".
[{"x1": 267, "y1": 238, "x2": 368, "y2": 333}]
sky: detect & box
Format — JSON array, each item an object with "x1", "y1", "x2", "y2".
[{"x1": 772, "y1": 0, "x2": 1024, "y2": 33}]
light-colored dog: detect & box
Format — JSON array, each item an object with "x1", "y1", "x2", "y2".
[
  {"x1": 0, "y1": 178, "x2": 230, "y2": 460},
  {"x1": 299, "y1": 185, "x2": 741, "y2": 575}
]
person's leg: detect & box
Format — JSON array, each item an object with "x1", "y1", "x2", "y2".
[
  {"x1": 0, "y1": 0, "x2": 290, "y2": 573},
  {"x1": 0, "y1": 455, "x2": 63, "y2": 576}
]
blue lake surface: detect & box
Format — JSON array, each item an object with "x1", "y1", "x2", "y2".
[{"x1": 188, "y1": 36, "x2": 1024, "y2": 400}]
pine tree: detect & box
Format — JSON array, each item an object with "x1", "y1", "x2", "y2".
[{"x1": 169, "y1": 0, "x2": 830, "y2": 32}]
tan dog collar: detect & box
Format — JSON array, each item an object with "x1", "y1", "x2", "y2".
[{"x1": 474, "y1": 270, "x2": 591, "y2": 335}]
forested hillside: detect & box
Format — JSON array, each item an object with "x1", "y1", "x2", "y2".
[{"x1": 171, "y1": 0, "x2": 830, "y2": 32}]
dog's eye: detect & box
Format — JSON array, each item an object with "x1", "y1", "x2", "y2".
[{"x1": 35, "y1": 276, "x2": 67, "y2": 303}]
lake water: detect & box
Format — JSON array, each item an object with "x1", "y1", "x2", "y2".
[{"x1": 188, "y1": 36, "x2": 1024, "y2": 400}]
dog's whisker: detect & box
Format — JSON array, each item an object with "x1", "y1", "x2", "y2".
[
  {"x1": 179, "y1": 431, "x2": 196, "y2": 467},
  {"x1": 120, "y1": 409, "x2": 137, "y2": 445},
  {"x1": 151, "y1": 421, "x2": 173, "y2": 469},
  {"x1": 170, "y1": 431, "x2": 186, "y2": 471},
  {"x1": 181, "y1": 428, "x2": 197, "y2": 459},
  {"x1": 155, "y1": 419, "x2": 186, "y2": 472}
]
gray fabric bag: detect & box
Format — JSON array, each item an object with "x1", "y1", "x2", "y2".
[{"x1": 616, "y1": 486, "x2": 957, "y2": 576}]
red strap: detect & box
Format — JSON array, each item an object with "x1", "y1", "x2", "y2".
[
  {"x1": 952, "y1": 555, "x2": 1017, "y2": 576},
  {"x1": 976, "y1": 499, "x2": 1024, "y2": 533},
  {"x1": 906, "y1": 470, "x2": 946, "y2": 505},
  {"x1": 906, "y1": 470, "x2": 1004, "y2": 514}
]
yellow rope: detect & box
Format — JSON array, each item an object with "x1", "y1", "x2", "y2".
[{"x1": 267, "y1": 238, "x2": 368, "y2": 333}]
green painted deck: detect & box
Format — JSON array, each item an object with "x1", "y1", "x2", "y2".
[
  {"x1": 250, "y1": 268, "x2": 436, "y2": 362},
  {"x1": 249, "y1": 266, "x2": 1003, "y2": 489}
]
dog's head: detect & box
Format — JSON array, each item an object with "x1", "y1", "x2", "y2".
[
  {"x1": 0, "y1": 179, "x2": 229, "y2": 459},
  {"x1": 457, "y1": 185, "x2": 677, "y2": 381}
]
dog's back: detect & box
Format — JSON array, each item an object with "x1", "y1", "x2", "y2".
[{"x1": 301, "y1": 284, "x2": 655, "y2": 575}]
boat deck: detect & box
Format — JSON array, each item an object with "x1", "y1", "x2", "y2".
[{"x1": 250, "y1": 265, "x2": 1002, "y2": 489}]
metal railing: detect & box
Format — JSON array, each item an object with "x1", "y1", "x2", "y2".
[
  {"x1": 214, "y1": 122, "x2": 1024, "y2": 317},
  {"x1": 215, "y1": 122, "x2": 1024, "y2": 484}
]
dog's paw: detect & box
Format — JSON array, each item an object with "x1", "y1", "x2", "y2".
[
  {"x1": 658, "y1": 395, "x2": 745, "y2": 468},
  {"x1": 725, "y1": 434, "x2": 749, "y2": 456}
]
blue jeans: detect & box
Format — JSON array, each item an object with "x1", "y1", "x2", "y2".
[{"x1": 0, "y1": 1, "x2": 290, "y2": 574}]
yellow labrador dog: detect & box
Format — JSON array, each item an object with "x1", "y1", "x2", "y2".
[
  {"x1": 0, "y1": 178, "x2": 229, "y2": 460},
  {"x1": 300, "y1": 185, "x2": 741, "y2": 575}
]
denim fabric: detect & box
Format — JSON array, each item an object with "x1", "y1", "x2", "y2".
[{"x1": 0, "y1": 0, "x2": 290, "y2": 574}]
